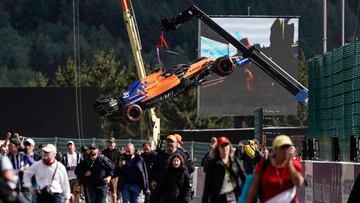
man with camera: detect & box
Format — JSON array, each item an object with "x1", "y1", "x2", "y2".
[{"x1": 23, "y1": 144, "x2": 71, "y2": 203}]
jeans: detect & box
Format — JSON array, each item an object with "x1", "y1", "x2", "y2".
[
  {"x1": 85, "y1": 184, "x2": 108, "y2": 203},
  {"x1": 121, "y1": 184, "x2": 141, "y2": 203}
]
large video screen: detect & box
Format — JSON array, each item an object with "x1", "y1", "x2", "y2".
[
  {"x1": 0, "y1": 87, "x2": 100, "y2": 138},
  {"x1": 198, "y1": 17, "x2": 299, "y2": 117}
]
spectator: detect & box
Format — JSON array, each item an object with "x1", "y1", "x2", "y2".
[
  {"x1": 119, "y1": 143, "x2": 150, "y2": 203},
  {"x1": 0, "y1": 154, "x2": 21, "y2": 203},
  {"x1": 210, "y1": 137, "x2": 217, "y2": 146},
  {"x1": 246, "y1": 135, "x2": 304, "y2": 203},
  {"x1": 60, "y1": 141, "x2": 82, "y2": 203},
  {"x1": 172, "y1": 134, "x2": 195, "y2": 175},
  {"x1": 141, "y1": 142, "x2": 156, "y2": 203},
  {"x1": 200, "y1": 145, "x2": 215, "y2": 173},
  {"x1": 75, "y1": 144, "x2": 114, "y2": 203},
  {"x1": 0, "y1": 146, "x2": 7, "y2": 156},
  {"x1": 152, "y1": 135, "x2": 194, "y2": 191},
  {"x1": 141, "y1": 142, "x2": 156, "y2": 184},
  {"x1": 0, "y1": 132, "x2": 11, "y2": 150},
  {"x1": 261, "y1": 146, "x2": 270, "y2": 160},
  {"x1": 202, "y1": 137, "x2": 246, "y2": 203},
  {"x1": 23, "y1": 144, "x2": 71, "y2": 203},
  {"x1": 235, "y1": 140, "x2": 244, "y2": 156},
  {"x1": 8, "y1": 138, "x2": 34, "y2": 202},
  {"x1": 201, "y1": 137, "x2": 218, "y2": 173},
  {"x1": 80, "y1": 146, "x2": 90, "y2": 161},
  {"x1": 135, "y1": 149, "x2": 142, "y2": 156},
  {"x1": 154, "y1": 153, "x2": 192, "y2": 203},
  {"x1": 24, "y1": 138, "x2": 41, "y2": 161},
  {"x1": 102, "y1": 137, "x2": 123, "y2": 203},
  {"x1": 236, "y1": 139, "x2": 263, "y2": 174},
  {"x1": 38, "y1": 144, "x2": 45, "y2": 158}
]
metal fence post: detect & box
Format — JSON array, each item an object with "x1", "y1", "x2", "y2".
[
  {"x1": 191, "y1": 141, "x2": 195, "y2": 160},
  {"x1": 54, "y1": 137, "x2": 58, "y2": 147},
  {"x1": 92, "y1": 137, "x2": 96, "y2": 144}
]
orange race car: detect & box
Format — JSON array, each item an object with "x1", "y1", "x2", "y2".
[{"x1": 92, "y1": 56, "x2": 250, "y2": 122}]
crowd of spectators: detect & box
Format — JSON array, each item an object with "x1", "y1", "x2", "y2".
[
  {"x1": 0, "y1": 132, "x2": 308, "y2": 203},
  {"x1": 0, "y1": 132, "x2": 196, "y2": 203}
]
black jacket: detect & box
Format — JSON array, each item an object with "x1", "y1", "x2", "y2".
[
  {"x1": 75, "y1": 154, "x2": 114, "y2": 186},
  {"x1": 202, "y1": 157, "x2": 246, "y2": 203},
  {"x1": 201, "y1": 152, "x2": 211, "y2": 173},
  {"x1": 118, "y1": 155, "x2": 149, "y2": 191},
  {"x1": 153, "y1": 149, "x2": 194, "y2": 183},
  {"x1": 141, "y1": 151, "x2": 157, "y2": 182},
  {"x1": 236, "y1": 146, "x2": 263, "y2": 174},
  {"x1": 156, "y1": 166, "x2": 192, "y2": 203},
  {"x1": 102, "y1": 148, "x2": 122, "y2": 168},
  {"x1": 349, "y1": 173, "x2": 360, "y2": 203}
]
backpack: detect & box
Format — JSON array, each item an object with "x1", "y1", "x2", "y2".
[
  {"x1": 238, "y1": 159, "x2": 270, "y2": 203},
  {"x1": 184, "y1": 151, "x2": 195, "y2": 174},
  {"x1": 61, "y1": 152, "x2": 81, "y2": 168}
]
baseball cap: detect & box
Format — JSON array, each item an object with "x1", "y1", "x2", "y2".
[
  {"x1": 24, "y1": 138, "x2": 35, "y2": 146},
  {"x1": 107, "y1": 137, "x2": 116, "y2": 143},
  {"x1": 42, "y1": 144, "x2": 57, "y2": 153},
  {"x1": 174, "y1": 134, "x2": 183, "y2": 144},
  {"x1": 217, "y1": 136, "x2": 231, "y2": 146},
  {"x1": 166, "y1": 135, "x2": 177, "y2": 143},
  {"x1": 88, "y1": 143, "x2": 99, "y2": 150},
  {"x1": 66, "y1": 141, "x2": 75, "y2": 145},
  {"x1": 272, "y1": 135, "x2": 294, "y2": 149}
]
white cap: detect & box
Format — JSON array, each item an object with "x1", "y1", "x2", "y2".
[
  {"x1": 24, "y1": 138, "x2": 35, "y2": 146},
  {"x1": 42, "y1": 144, "x2": 57, "y2": 153},
  {"x1": 66, "y1": 141, "x2": 75, "y2": 145}
]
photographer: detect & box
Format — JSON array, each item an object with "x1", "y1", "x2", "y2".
[{"x1": 23, "y1": 144, "x2": 71, "y2": 203}]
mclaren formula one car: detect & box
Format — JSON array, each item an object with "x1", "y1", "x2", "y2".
[{"x1": 92, "y1": 55, "x2": 249, "y2": 122}]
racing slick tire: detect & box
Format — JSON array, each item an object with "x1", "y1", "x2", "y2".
[
  {"x1": 124, "y1": 104, "x2": 143, "y2": 122},
  {"x1": 213, "y1": 56, "x2": 235, "y2": 77}
]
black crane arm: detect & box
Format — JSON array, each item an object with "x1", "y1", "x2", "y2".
[{"x1": 161, "y1": 5, "x2": 308, "y2": 107}]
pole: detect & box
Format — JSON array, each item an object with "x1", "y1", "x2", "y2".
[
  {"x1": 342, "y1": 0, "x2": 345, "y2": 46},
  {"x1": 323, "y1": 0, "x2": 327, "y2": 54}
]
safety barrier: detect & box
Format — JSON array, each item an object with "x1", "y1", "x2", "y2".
[{"x1": 193, "y1": 161, "x2": 360, "y2": 203}]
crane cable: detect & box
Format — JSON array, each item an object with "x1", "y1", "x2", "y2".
[{"x1": 73, "y1": 0, "x2": 84, "y2": 146}]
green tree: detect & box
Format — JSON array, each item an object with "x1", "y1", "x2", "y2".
[
  {"x1": 0, "y1": 67, "x2": 37, "y2": 87},
  {"x1": 0, "y1": 27, "x2": 29, "y2": 69},
  {"x1": 26, "y1": 72, "x2": 49, "y2": 87}
]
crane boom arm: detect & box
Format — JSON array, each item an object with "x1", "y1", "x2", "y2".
[
  {"x1": 120, "y1": 0, "x2": 160, "y2": 147},
  {"x1": 161, "y1": 5, "x2": 308, "y2": 107}
]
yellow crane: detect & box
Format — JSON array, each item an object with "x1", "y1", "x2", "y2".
[{"x1": 119, "y1": 0, "x2": 160, "y2": 147}]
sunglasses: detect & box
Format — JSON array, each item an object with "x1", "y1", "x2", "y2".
[{"x1": 89, "y1": 148, "x2": 97, "y2": 150}]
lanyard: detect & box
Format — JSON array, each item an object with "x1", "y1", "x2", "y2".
[{"x1": 275, "y1": 166, "x2": 283, "y2": 190}]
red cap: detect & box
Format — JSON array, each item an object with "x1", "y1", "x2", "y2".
[{"x1": 217, "y1": 136, "x2": 231, "y2": 146}]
